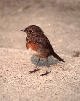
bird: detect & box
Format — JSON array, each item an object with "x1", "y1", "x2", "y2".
[{"x1": 21, "y1": 25, "x2": 65, "y2": 75}]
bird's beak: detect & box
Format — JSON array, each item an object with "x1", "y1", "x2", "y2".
[{"x1": 20, "y1": 29, "x2": 24, "y2": 32}]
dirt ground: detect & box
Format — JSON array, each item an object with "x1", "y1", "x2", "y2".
[{"x1": 0, "y1": 0, "x2": 80, "y2": 101}]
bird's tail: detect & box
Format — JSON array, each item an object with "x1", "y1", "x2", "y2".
[{"x1": 52, "y1": 51, "x2": 65, "y2": 62}]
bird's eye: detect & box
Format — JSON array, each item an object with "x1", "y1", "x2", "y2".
[{"x1": 29, "y1": 30, "x2": 33, "y2": 33}]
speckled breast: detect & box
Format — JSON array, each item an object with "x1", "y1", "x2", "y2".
[{"x1": 26, "y1": 42, "x2": 49, "y2": 58}]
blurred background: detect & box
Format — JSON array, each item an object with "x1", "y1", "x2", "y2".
[{"x1": 0, "y1": 0, "x2": 80, "y2": 55}]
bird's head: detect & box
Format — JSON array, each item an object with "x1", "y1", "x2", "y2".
[{"x1": 20, "y1": 25, "x2": 44, "y2": 38}]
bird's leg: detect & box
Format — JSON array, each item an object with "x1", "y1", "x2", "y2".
[
  {"x1": 35, "y1": 58, "x2": 40, "y2": 68},
  {"x1": 29, "y1": 58, "x2": 40, "y2": 73},
  {"x1": 40, "y1": 58, "x2": 51, "y2": 76},
  {"x1": 46, "y1": 58, "x2": 50, "y2": 67}
]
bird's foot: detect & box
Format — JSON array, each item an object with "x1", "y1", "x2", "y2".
[
  {"x1": 40, "y1": 71, "x2": 51, "y2": 76},
  {"x1": 29, "y1": 68, "x2": 40, "y2": 74}
]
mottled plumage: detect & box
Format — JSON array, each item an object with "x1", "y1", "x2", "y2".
[
  {"x1": 22, "y1": 25, "x2": 65, "y2": 62},
  {"x1": 21, "y1": 25, "x2": 65, "y2": 75}
]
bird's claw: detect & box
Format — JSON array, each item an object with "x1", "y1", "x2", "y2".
[
  {"x1": 29, "y1": 68, "x2": 40, "y2": 74},
  {"x1": 40, "y1": 71, "x2": 51, "y2": 76}
]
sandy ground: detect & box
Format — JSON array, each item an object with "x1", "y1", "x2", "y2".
[
  {"x1": 0, "y1": 0, "x2": 80, "y2": 101},
  {"x1": 0, "y1": 48, "x2": 80, "y2": 101}
]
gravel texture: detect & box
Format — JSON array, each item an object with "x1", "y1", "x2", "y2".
[{"x1": 0, "y1": 0, "x2": 80, "y2": 101}]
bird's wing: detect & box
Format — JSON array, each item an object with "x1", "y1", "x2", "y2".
[
  {"x1": 33, "y1": 35, "x2": 52, "y2": 49},
  {"x1": 35, "y1": 36, "x2": 65, "y2": 62}
]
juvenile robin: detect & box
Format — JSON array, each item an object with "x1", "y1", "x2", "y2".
[{"x1": 21, "y1": 25, "x2": 65, "y2": 75}]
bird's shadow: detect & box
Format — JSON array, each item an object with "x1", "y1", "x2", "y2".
[{"x1": 31, "y1": 55, "x2": 59, "y2": 67}]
